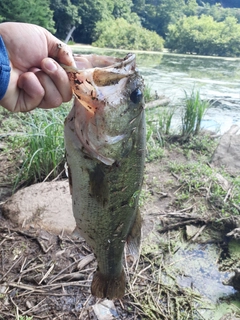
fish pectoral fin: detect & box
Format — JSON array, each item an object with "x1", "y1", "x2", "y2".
[
  {"x1": 91, "y1": 270, "x2": 126, "y2": 300},
  {"x1": 126, "y1": 209, "x2": 142, "y2": 262}
]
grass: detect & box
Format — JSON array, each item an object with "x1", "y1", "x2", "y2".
[
  {"x1": 181, "y1": 89, "x2": 210, "y2": 137},
  {"x1": 145, "y1": 87, "x2": 213, "y2": 162},
  {"x1": 1, "y1": 84, "x2": 213, "y2": 185},
  {"x1": 9, "y1": 104, "x2": 70, "y2": 189},
  {"x1": 168, "y1": 160, "x2": 240, "y2": 217},
  {"x1": 144, "y1": 82, "x2": 153, "y2": 103}
]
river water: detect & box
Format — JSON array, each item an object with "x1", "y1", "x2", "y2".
[{"x1": 73, "y1": 46, "x2": 240, "y2": 134}]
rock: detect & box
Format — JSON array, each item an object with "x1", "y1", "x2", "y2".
[
  {"x1": 227, "y1": 228, "x2": 240, "y2": 240},
  {"x1": 186, "y1": 225, "x2": 200, "y2": 240},
  {"x1": 92, "y1": 299, "x2": 118, "y2": 320},
  {"x1": 1, "y1": 180, "x2": 76, "y2": 234},
  {"x1": 211, "y1": 125, "x2": 240, "y2": 176},
  {"x1": 223, "y1": 268, "x2": 240, "y2": 291}
]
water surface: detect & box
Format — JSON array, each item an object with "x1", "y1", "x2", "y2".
[{"x1": 72, "y1": 46, "x2": 240, "y2": 133}]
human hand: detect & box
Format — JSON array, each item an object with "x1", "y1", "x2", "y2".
[{"x1": 0, "y1": 22, "x2": 75, "y2": 112}]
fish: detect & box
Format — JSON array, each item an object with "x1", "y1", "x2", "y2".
[{"x1": 63, "y1": 53, "x2": 146, "y2": 299}]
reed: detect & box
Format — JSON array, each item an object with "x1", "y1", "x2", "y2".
[{"x1": 181, "y1": 89, "x2": 210, "y2": 137}]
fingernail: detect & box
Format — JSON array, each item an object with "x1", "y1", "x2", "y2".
[{"x1": 44, "y1": 59, "x2": 58, "y2": 72}]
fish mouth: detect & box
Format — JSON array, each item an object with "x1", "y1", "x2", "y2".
[
  {"x1": 61, "y1": 53, "x2": 136, "y2": 115},
  {"x1": 61, "y1": 53, "x2": 135, "y2": 73},
  {"x1": 64, "y1": 53, "x2": 143, "y2": 166}
]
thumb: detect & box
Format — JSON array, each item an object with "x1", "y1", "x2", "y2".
[{"x1": 43, "y1": 30, "x2": 75, "y2": 67}]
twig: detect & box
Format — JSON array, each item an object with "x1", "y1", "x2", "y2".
[
  {"x1": 10, "y1": 296, "x2": 24, "y2": 317},
  {"x1": 224, "y1": 187, "x2": 232, "y2": 202},
  {"x1": 38, "y1": 263, "x2": 55, "y2": 284},
  {"x1": 41, "y1": 280, "x2": 91, "y2": 290},
  {"x1": 232, "y1": 202, "x2": 240, "y2": 212},
  {"x1": 132, "y1": 264, "x2": 151, "y2": 287},
  {"x1": 22, "y1": 298, "x2": 46, "y2": 316},
  {"x1": 47, "y1": 257, "x2": 83, "y2": 284},
  {"x1": 2, "y1": 255, "x2": 23, "y2": 280},
  {"x1": 190, "y1": 225, "x2": 206, "y2": 242},
  {"x1": 158, "y1": 219, "x2": 200, "y2": 233},
  {"x1": 78, "y1": 294, "x2": 92, "y2": 320},
  {"x1": 8, "y1": 282, "x2": 45, "y2": 293},
  {"x1": 42, "y1": 162, "x2": 62, "y2": 182},
  {"x1": 52, "y1": 169, "x2": 65, "y2": 181}
]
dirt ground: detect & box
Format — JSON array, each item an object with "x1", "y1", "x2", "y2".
[{"x1": 0, "y1": 143, "x2": 239, "y2": 320}]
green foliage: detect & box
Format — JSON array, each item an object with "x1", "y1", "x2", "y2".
[
  {"x1": 92, "y1": 18, "x2": 164, "y2": 51},
  {"x1": 143, "y1": 83, "x2": 153, "y2": 103},
  {"x1": 197, "y1": 3, "x2": 240, "y2": 23},
  {"x1": 74, "y1": 0, "x2": 114, "y2": 43},
  {"x1": 50, "y1": 0, "x2": 80, "y2": 39},
  {"x1": 181, "y1": 89, "x2": 210, "y2": 137},
  {"x1": 166, "y1": 15, "x2": 240, "y2": 56},
  {"x1": 0, "y1": 0, "x2": 55, "y2": 33},
  {"x1": 183, "y1": 134, "x2": 218, "y2": 156},
  {"x1": 132, "y1": 0, "x2": 198, "y2": 38},
  {"x1": 158, "y1": 107, "x2": 176, "y2": 135},
  {"x1": 111, "y1": 0, "x2": 141, "y2": 24},
  {"x1": 169, "y1": 159, "x2": 240, "y2": 216},
  {"x1": 12, "y1": 106, "x2": 69, "y2": 188}
]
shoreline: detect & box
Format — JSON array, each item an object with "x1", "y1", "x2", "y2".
[{"x1": 70, "y1": 43, "x2": 240, "y2": 61}]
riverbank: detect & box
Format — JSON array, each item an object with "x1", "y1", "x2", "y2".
[
  {"x1": 1, "y1": 116, "x2": 240, "y2": 318},
  {"x1": 70, "y1": 43, "x2": 240, "y2": 61}
]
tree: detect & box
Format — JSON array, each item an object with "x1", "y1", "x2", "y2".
[
  {"x1": 197, "y1": 3, "x2": 240, "y2": 23},
  {"x1": 111, "y1": 0, "x2": 141, "y2": 24},
  {"x1": 0, "y1": 0, "x2": 55, "y2": 33},
  {"x1": 132, "y1": 0, "x2": 198, "y2": 38},
  {"x1": 73, "y1": 0, "x2": 140, "y2": 44},
  {"x1": 166, "y1": 15, "x2": 240, "y2": 57},
  {"x1": 50, "y1": 0, "x2": 80, "y2": 40},
  {"x1": 73, "y1": 0, "x2": 114, "y2": 43},
  {"x1": 92, "y1": 18, "x2": 164, "y2": 51}
]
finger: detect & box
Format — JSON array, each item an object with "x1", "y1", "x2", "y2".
[
  {"x1": 41, "y1": 58, "x2": 73, "y2": 102},
  {"x1": 35, "y1": 70, "x2": 63, "y2": 109},
  {"x1": 17, "y1": 72, "x2": 45, "y2": 112}
]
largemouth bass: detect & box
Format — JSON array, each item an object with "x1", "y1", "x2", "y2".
[{"x1": 63, "y1": 53, "x2": 145, "y2": 299}]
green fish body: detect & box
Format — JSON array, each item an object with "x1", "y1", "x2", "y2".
[{"x1": 64, "y1": 53, "x2": 145, "y2": 299}]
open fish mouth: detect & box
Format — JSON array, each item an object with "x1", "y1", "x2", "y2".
[
  {"x1": 63, "y1": 53, "x2": 144, "y2": 165},
  {"x1": 62, "y1": 53, "x2": 137, "y2": 115}
]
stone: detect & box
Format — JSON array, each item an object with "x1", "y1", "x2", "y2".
[
  {"x1": 1, "y1": 180, "x2": 76, "y2": 235},
  {"x1": 223, "y1": 268, "x2": 240, "y2": 291},
  {"x1": 211, "y1": 125, "x2": 240, "y2": 176}
]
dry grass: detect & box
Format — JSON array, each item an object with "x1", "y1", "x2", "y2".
[{"x1": 0, "y1": 213, "x2": 206, "y2": 320}]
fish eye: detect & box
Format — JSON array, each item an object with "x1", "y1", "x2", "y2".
[{"x1": 130, "y1": 88, "x2": 143, "y2": 104}]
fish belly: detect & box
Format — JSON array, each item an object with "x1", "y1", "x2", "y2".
[{"x1": 64, "y1": 109, "x2": 145, "y2": 299}]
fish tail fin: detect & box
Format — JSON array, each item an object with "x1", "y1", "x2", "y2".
[
  {"x1": 91, "y1": 269, "x2": 126, "y2": 299},
  {"x1": 127, "y1": 209, "x2": 142, "y2": 260}
]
